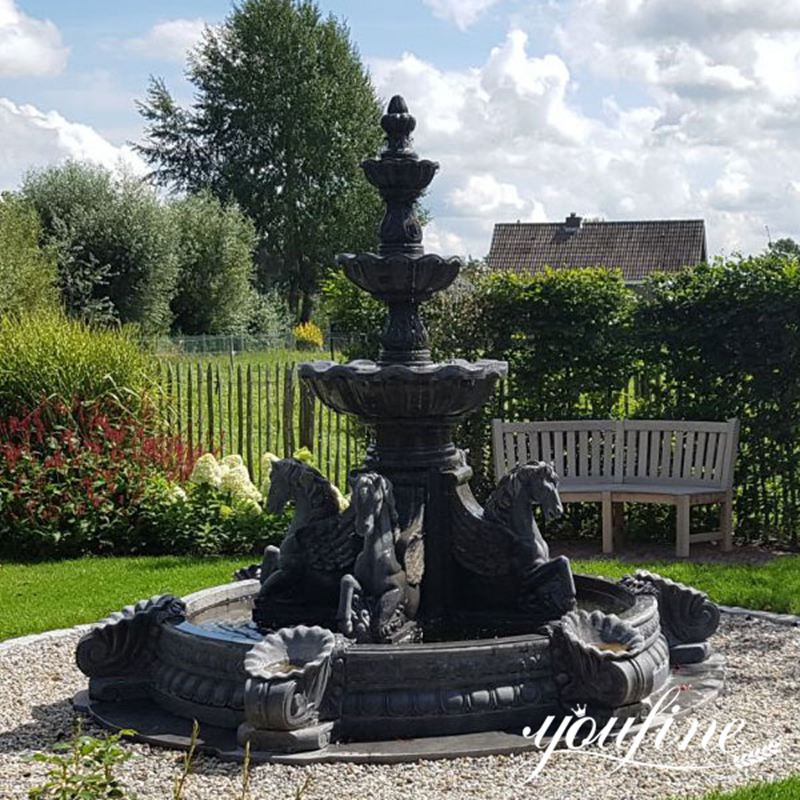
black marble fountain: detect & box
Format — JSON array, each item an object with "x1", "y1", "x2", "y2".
[{"x1": 74, "y1": 96, "x2": 723, "y2": 763}]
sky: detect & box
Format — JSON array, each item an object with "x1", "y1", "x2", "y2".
[{"x1": 2, "y1": 0, "x2": 800, "y2": 259}]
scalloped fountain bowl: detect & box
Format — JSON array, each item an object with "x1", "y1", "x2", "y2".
[
  {"x1": 299, "y1": 358, "x2": 508, "y2": 421},
  {"x1": 338, "y1": 252, "x2": 461, "y2": 302},
  {"x1": 73, "y1": 573, "x2": 724, "y2": 763}
]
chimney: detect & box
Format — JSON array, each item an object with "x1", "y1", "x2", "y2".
[{"x1": 563, "y1": 212, "x2": 582, "y2": 233}]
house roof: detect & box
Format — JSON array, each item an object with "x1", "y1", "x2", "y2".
[{"x1": 486, "y1": 216, "x2": 707, "y2": 282}]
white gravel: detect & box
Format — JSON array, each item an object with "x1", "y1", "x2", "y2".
[{"x1": 1, "y1": 616, "x2": 798, "y2": 800}]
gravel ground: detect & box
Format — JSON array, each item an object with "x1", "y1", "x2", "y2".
[{"x1": 1, "y1": 616, "x2": 798, "y2": 800}]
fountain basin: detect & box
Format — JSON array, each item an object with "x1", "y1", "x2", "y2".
[
  {"x1": 299, "y1": 359, "x2": 508, "y2": 421},
  {"x1": 75, "y1": 574, "x2": 685, "y2": 756},
  {"x1": 339, "y1": 252, "x2": 461, "y2": 302}
]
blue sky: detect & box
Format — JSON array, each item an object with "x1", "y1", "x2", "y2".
[{"x1": 3, "y1": 0, "x2": 800, "y2": 258}]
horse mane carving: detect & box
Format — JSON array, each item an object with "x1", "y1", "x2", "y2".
[
  {"x1": 253, "y1": 459, "x2": 358, "y2": 626},
  {"x1": 453, "y1": 462, "x2": 563, "y2": 577}
]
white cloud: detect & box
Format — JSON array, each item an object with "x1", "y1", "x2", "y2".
[
  {"x1": 422, "y1": 0, "x2": 503, "y2": 31},
  {"x1": 0, "y1": 0, "x2": 68, "y2": 77},
  {"x1": 370, "y1": 13, "x2": 800, "y2": 259},
  {"x1": 450, "y1": 174, "x2": 526, "y2": 216},
  {"x1": 0, "y1": 99, "x2": 146, "y2": 191},
  {"x1": 423, "y1": 221, "x2": 466, "y2": 255},
  {"x1": 124, "y1": 18, "x2": 206, "y2": 62}
]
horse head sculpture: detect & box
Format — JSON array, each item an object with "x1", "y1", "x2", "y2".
[
  {"x1": 484, "y1": 461, "x2": 563, "y2": 567},
  {"x1": 266, "y1": 458, "x2": 341, "y2": 527}
]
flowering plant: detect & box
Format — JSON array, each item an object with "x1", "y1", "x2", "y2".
[
  {"x1": 190, "y1": 453, "x2": 263, "y2": 510},
  {"x1": 0, "y1": 398, "x2": 197, "y2": 559},
  {"x1": 293, "y1": 321, "x2": 324, "y2": 349},
  {"x1": 136, "y1": 454, "x2": 287, "y2": 556}
]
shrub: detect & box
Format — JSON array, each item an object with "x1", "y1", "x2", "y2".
[
  {"x1": 0, "y1": 399, "x2": 195, "y2": 559},
  {"x1": 246, "y1": 287, "x2": 294, "y2": 338},
  {"x1": 0, "y1": 310, "x2": 158, "y2": 419},
  {"x1": 0, "y1": 193, "x2": 58, "y2": 317},
  {"x1": 476, "y1": 268, "x2": 637, "y2": 419},
  {"x1": 133, "y1": 477, "x2": 288, "y2": 557},
  {"x1": 21, "y1": 161, "x2": 179, "y2": 334},
  {"x1": 293, "y1": 320, "x2": 324, "y2": 349},
  {"x1": 169, "y1": 191, "x2": 257, "y2": 335},
  {"x1": 635, "y1": 253, "x2": 800, "y2": 542},
  {"x1": 133, "y1": 453, "x2": 289, "y2": 556},
  {"x1": 320, "y1": 269, "x2": 383, "y2": 359}
]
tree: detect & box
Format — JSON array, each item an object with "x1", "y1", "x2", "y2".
[
  {"x1": 768, "y1": 237, "x2": 800, "y2": 259},
  {"x1": 0, "y1": 194, "x2": 58, "y2": 317},
  {"x1": 135, "y1": 0, "x2": 384, "y2": 320},
  {"x1": 169, "y1": 191, "x2": 257, "y2": 335},
  {"x1": 21, "y1": 161, "x2": 178, "y2": 334}
]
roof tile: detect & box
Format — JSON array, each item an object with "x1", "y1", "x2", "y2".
[{"x1": 486, "y1": 219, "x2": 707, "y2": 281}]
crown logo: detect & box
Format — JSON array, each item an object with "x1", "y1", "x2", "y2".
[{"x1": 571, "y1": 704, "x2": 587, "y2": 718}]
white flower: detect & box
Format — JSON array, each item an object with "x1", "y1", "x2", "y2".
[
  {"x1": 222, "y1": 454, "x2": 244, "y2": 469},
  {"x1": 220, "y1": 464, "x2": 263, "y2": 504},
  {"x1": 170, "y1": 485, "x2": 188, "y2": 503},
  {"x1": 190, "y1": 453, "x2": 223, "y2": 488}
]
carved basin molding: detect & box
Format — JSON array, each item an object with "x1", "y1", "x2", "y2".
[
  {"x1": 74, "y1": 574, "x2": 694, "y2": 754},
  {"x1": 619, "y1": 569, "x2": 721, "y2": 665},
  {"x1": 339, "y1": 253, "x2": 461, "y2": 303},
  {"x1": 299, "y1": 358, "x2": 508, "y2": 421}
]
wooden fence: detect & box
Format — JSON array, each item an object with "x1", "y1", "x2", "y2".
[{"x1": 158, "y1": 362, "x2": 368, "y2": 489}]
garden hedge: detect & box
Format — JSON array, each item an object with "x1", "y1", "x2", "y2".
[{"x1": 323, "y1": 253, "x2": 800, "y2": 544}]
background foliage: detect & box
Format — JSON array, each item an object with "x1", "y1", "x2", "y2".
[
  {"x1": 136, "y1": 0, "x2": 384, "y2": 320},
  {"x1": 0, "y1": 194, "x2": 58, "y2": 318},
  {"x1": 21, "y1": 162, "x2": 179, "y2": 334},
  {"x1": 324, "y1": 254, "x2": 800, "y2": 543},
  {"x1": 636, "y1": 254, "x2": 800, "y2": 541},
  {"x1": 169, "y1": 191, "x2": 257, "y2": 335}
]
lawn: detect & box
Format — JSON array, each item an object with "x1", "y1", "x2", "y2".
[
  {"x1": 677, "y1": 776, "x2": 800, "y2": 799},
  {"x1": 2, "y1": 554, "x2": 799, "y2": 643},
  {"x1": 0, "y1": 555, "x2": 243, "y2": 641}
]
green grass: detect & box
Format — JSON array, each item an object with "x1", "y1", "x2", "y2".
[
  {"x1": 572, "y1": 555, "x2": 800, "y2": 615},
  {"x1": 158, "y1": 346, "x2": 331, "y2": 369},
  {"x1": 2, "y1": 554, "x2": 799, "y2": 643},
  {"x1": 680, "y1": 776, "x2": 800, "y2": 799},
  {"x1": 0, "y1": 556, "x2": 243, "y2": 641}
]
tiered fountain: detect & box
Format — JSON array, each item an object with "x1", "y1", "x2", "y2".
[{"x1": 74, "y1": 97, "x2": 723, "y2": 762}]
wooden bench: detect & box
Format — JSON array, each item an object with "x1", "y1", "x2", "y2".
[{"x1": 492, "y1": 418, "x2": 739, "y2": 557}]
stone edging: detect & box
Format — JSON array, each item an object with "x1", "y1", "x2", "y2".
[
  {"x1": 718, "y1": 605, "x2": 800, "y2": 627},
  {"x1": 0, "y1": 602, "x2": 797, "y2": 655},
  {"x1": 0, "y1": 623, "x2": 93, "y2": 654}
]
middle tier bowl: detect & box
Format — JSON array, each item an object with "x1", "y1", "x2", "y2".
[{"x1": 299, "y1": 359, "x2": 508, "y2": 421}]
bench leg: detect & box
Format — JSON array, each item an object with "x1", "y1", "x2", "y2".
[
  {"x1": 676, "y1": 496, "x2": 691, "y2": 558},
  {"x1": 612, "y1": 502, "x2": 625, "y2": 550},
  {"x1": 602, "y1": 492, "x2": 614, "y2": 555},
  {"x1": 721, "y1": 491, "x2": 734, "y2": 552}
]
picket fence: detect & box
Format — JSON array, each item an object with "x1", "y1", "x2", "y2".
[{"x1": 158, "y1": 362, "x2": 368, "y2": 490}]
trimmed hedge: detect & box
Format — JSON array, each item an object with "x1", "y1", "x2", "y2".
[{"x1": 323, "y1": 254, "x2": 800, "y2": 544}]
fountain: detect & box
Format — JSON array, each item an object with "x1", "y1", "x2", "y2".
[{"x1": 74, "y1": 96, "x2": 724, "y2": 762}]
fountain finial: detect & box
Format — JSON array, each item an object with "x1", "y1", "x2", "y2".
[{"x1": 381, "y1": 95, "x2": 417, "y2": 157}]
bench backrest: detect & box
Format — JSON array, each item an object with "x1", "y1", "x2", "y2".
[{"x1": 492, "y1": 418, "x2": 739, "y2": 490}]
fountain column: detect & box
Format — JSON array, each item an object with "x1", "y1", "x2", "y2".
[{"x1": 300, "y1": 96, "x2": 507, "y2": 623}]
